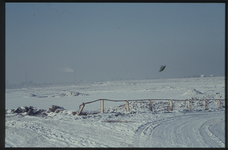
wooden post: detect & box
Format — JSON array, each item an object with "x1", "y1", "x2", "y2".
[
  {"x1": 203, "y1": 99, "x2": 206, "y2": 110},
  {"x1": 77, "y1": 103, "x2": 85, "y2": 115},
  {"x1": 125, "y1": 100, "x2": 129, "y2": 112},
  {"x1": 169, "y1": 99, "x2": 173, "y2": 111},
  {"x1": 218, "y1": 99, "x2": 220, "y2": 108},
  {"x1": 100, "y1": 99, "x2": 104, "y2": 113},
  {"x1": 149, "y1": 99, "x2": 152, "y2": 111},
  {"x1": 187, "y1": 99, "x2": 190, "y2": 110}
]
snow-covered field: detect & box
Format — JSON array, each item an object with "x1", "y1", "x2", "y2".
[{"x1": 5, "y1": 76, "x2": 225, "y2": 147}]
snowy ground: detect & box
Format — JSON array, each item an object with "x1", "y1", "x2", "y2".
[{"x1": 5, "y1": 76, "x2": 225, "y2": 147}]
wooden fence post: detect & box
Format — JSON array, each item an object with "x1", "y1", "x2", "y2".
[
  {"x1": 149, "y1": 99, "x2": 152, "y2": 111},
  {"x1": 100, "y1": 99, "x2": 104, "y2": 113},
  {"x1": 169, "y1": 99, "x2": 173, "y2": 111},
  {"x1": 187, "y1": 99, "x2": 190, "y2": 110},
  {"x1": 218, "y1": 99, "x2": 220, "y2": 108},
  {"x1": 77, "y1": 103, "x2": 85, "y2": 115},
  {"x1": 125, "y1": 100, "x2": 129, "y2": 112},
  {"x1": 203, "y1": 99, "x2": 206, "y2": 110}
]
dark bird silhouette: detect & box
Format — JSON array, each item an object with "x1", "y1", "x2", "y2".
[{"x1": 159, "y1": 65, "x2": 166, "y2": 72}]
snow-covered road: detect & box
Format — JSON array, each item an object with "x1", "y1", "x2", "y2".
[{"x1": 133, "y1": 111, "x2": 225, "y2": 147}]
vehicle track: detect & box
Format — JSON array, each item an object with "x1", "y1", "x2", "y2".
[{"x1": 133, "y1": 111, "x2": 224, "y2": 147}]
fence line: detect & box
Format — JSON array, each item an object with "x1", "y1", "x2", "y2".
[{"x1": 77, "y1": 98, "x2": 225, "y2": 115}]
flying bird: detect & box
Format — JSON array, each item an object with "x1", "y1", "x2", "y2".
[{"x1": 159, "y1": 65, "x2": 166, "y2": 72}]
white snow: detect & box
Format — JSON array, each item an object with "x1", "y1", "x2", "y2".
[
  {"x1": 5, "y1": 76, "x2": 225, "y2": 147},
  {"x1": 183, "y1": 89, "x2": 203, "y2": 95}
]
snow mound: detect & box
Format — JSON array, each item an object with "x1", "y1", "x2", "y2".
[
  {"x1": 26, "y1": 93, "x2": 37, "y2": 97},
  {"x1": 47, "y1": 105, "x2": 65, "y2": 113},
  {"x1": 57, "y1": 93, "x2": 66, "y2": 97},
  {"x1": 57, "y1": 92, "x2": 89, "y2": 97},
  {"x1": 183, "y1": 89, "x2": 203, "y2": 95},
  {"x1": 66, "y1": 92, "x2": 80, "y2": 96},
  {"x1": 25, "y1": 92, "x2": 89, "y2": 98}
]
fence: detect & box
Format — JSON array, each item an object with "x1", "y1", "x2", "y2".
[{"x1": 77, "y1": 98, "x2": 225, "y2": 115}]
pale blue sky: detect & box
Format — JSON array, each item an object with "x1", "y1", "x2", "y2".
[{"x1": 6, "y1": 3, "x2": 225, "y2": 84}]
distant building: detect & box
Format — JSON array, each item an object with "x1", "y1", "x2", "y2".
[{"x1": 200, "y1": 75, "x2": 205, "y2": 78}]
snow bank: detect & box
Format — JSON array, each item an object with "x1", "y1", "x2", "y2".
[
  {"x1": 57, "y1": 92, "x2": 89, "y2": 97},
  {"x1": 26, "y1": 93, "x2": 37, "y2": 97},
  {"x1": 25, "y1": 91, "x2": 89, "y2": 98},
  {"x1": 103, "y1": 99, "x2": 224, "y2": 114},
  {"x1": 183, "y1": 89, "x2": 203, "y2": 95},
  {"x1": 6, "y1": 98, "x2": 225, "y2": 119}
]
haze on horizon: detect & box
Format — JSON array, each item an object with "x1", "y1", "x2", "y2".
[{"x1": 5, "y1": 3, "x2": 225, "y2": 85}]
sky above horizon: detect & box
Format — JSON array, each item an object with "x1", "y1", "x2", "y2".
[{"x1": 6, "y1": 3, "x2": 225, "y2": 84}]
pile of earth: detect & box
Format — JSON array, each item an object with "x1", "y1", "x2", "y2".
[{"x1": 5, "y1": 105, "x2": 69, "y2": 117}]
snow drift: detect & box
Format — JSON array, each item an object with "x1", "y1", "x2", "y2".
[
  {"x1": 26, "y1": 91, "x2": 89, "y2": 98},
  {"x1": 183, "y1": 89, "x2": 203, "y2": 95},
  {"x1": 5, "y1": 76, "x2": 225, "y2": 147}
]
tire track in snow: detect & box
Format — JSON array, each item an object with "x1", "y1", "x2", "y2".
[
  {"x1": 199, "y1": 118, "x2": 225, "y2": 147},
  {"x1": 208, "y1": 117, "x2": 225, "y2": 144},
  {"x1": 133, "y1": 114, "x2": 185, "y2": 147},
  {"x1": 133, "y1": 111, "x2": 224, "y2": 147}
]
